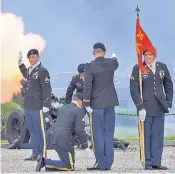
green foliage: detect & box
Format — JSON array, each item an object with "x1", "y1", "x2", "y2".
[
  {"x1": 12, "y1": 92, "x2": 24, "y2": 107},
  {"x1": 1, "y1": 102, "x2": 21, "y2": 119},
  {"x1": 1, "y1": 102, "x2": 21, "y2": 139}
]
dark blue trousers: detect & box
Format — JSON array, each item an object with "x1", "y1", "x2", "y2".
[
  {"x1": 44, "y1": 146, "x2": 74, "y2": 171},
  {"x1": 144, "y1": 114, "x2": 165, "y2": 167},
  {"x1": 90, "y1": 108, "x2": 115, "y2": 170},
  {"x1": 19, "y1": 121, "x2": 50, "y2": 150},
  {"x1": 24, "y1": 109, "x2": 47, "y2": 157},
  {"x1": 19, "y1": 142, "x2": 33, "y2": 149}
]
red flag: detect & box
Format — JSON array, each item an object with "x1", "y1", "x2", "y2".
[{"x1": 136, "y1": 18, "x2": 157, "y2": 72}]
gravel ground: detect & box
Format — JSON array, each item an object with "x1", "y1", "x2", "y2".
[{"x1": 1, "y1": 144, "x2": 175, "y2": 173}]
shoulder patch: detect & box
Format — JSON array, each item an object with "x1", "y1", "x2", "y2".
[
  {"x1": 45, "y1": 76, "x2": 50, "y2": 83},
  {"x1": 130, "y1": 76, "x2": 135, "y2": 80}
]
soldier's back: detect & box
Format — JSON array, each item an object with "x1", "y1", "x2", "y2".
[
  {"x1": 88, "y1": 58, "x2": 119, "y2": 109},
  {"x1": 54, "y1": 103, "x2": 80, "y2": 132}
]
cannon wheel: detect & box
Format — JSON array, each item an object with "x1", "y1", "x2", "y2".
[{"x1": 6, "y1": 109, "x2": 30, "y2": 144}]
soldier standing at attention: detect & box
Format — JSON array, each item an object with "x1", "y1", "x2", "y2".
[
  {"x1": 65, "y1": 64, "x2": 85, "y2": 104},
  {"x1": 130, "y1": 49, "x2": 173, "y2": 170},
  {"x1": 83, "y1": 43, "x2": 119, "y2": 171},
  {"x1": 18, "y1": 49, "x2": 52, "y2": 161}
]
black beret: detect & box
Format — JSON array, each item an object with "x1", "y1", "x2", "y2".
[
  {"x1": 77, "y1": 63, "x2": 85, "y2": 73},
  {"x1": 93, "y1": 43, "x2": 106, "y2": 51},
  {"x1": 73, "y1": 93, "x2": 83, "y2": 101},
  {"x1": 143, "y1": 50, "x2": 148, "y2": 55},
  {"x1": 27, "y1": 49, "x2": 39, "y2": 58}
]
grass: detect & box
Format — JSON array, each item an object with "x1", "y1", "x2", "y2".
[
  {"x1": 114, "y1": 126, "x2": 175, "y2": 138},
  {"x1": 118, "y1": 136, "x2": 175, "y2": 141},
  {"x1": 0, "y1": 140, "x2": 8, "y2": 144}
]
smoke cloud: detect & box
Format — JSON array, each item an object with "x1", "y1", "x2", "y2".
[{"x1": 1, "y1": 12, "x2": 46, "y2": 103}]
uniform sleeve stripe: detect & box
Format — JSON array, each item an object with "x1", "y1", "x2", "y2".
[
  {"x1": 136, "y1": 102, "x2": 143, "y2": 106},
  {"x1": 83, "y1": 99, "x2": 90, "y2": 102}
]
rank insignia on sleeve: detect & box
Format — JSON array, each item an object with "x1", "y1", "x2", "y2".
[
  {"x1": 131, "y1": 76, "x2": 135, "y2": 80},
  {"x1": 45, "y1": 77, "x2": 50, "y2": 83}
]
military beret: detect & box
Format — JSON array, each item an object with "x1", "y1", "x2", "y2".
[
  {"x1": 77, "y1": 63, "x2": 85, "y2": 73},
  {"x1": 93, "y1": 42, "x2": 106, "y2": 51},
  {"x1": 73, "y1": 93, "x2": 83, "y2": 101},
  {"x1": 143, "y1": 50, "x2": 147, "y2": 55},
  {"x1": 27, "y1": 49, "x2": 39, "y2": 58}
]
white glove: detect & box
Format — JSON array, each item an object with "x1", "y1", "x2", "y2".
[
  {"x1": 86, "y1": 106, "x2": 93, "y2": 113},
  {"x1": 18, "y1": 51, "x2": 23, "y2": 66},
  {"x1": 112, "y1": 53, "x2": 117, "y2": 58},
  {"x1": 168, "y1": 108, "x2": 171, "y2": 113},
  {"x1": 85, "y1": 126, "x2": 90, "y2": 136},
  {"x1": 45, "y1": 117, "x2": 49, "y2": 122},
  {"x1": 84, "y1": 114, "x2": 90, "y2": 125},
  {"x1": 87, "y1": 141, "x2": 92, "y2": 147},
  {"x1": 138, "y1": 109, "x2": 146, "y2": 122},
  {"x1": 51, "y1": 102, "x2": 60, "y2": 109},
  {"x1": 43, "y1": 106, "x2": 49, "y2": 113},
  {"x1": 85, "y1": 147, "x2": 94, "y2": 158}
]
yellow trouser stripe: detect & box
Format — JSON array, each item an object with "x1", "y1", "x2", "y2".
[
  {"x1": 68, "y1": 152, "x2": 74, "y2": 169},
  {"x1": 45, "y1": 152, "x2": 74, "y2": 171},
  {"x1": 40, "y1": 110, "x2": 47, "y2": 158},
  {"x1": 136, "y1": 102, "x2": 143, "y2": 106},
  {"x1": 89, "y1": 113, "x2": 95, "y2": 152},
  {"x1": 83, "y1": 99, "x2": 90, "y2": 102},
  {"x1": 94, "y1": 162, "x2": 98, "y2": 168},
  {"x1": 45, "y1": 165, "x2": 73, "y2": 171}
]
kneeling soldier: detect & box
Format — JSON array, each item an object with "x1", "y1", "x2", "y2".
[{"x1": 36, "y1": 93, "x2": 90, "y2": 172}]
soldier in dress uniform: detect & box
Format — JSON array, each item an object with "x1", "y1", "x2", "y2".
[
  {"x1": 36, "y1": 93, "x2": 91, "y2": 172},
  {"x1": 17, "y1": 49, "x2": 52, "y2": 161},
  {"x1": 83, "y1": 43, "x2": 119, "y2": 171},
  {"x1": 130, "y1": 49, "x2": 173, "y2": 170},
  {"x1": 65, "y1": 64, "x2": 85, "y2": 104}
]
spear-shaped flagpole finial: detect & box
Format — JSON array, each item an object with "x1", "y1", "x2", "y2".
[{"x1": 135, "y1": 5, "x2": 140, "y2": 18}]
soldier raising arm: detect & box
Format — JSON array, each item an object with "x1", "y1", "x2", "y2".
[{"x1": 16, "y1": 49, "x2": 51, "y2": 161}]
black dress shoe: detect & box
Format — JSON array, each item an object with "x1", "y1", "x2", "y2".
[
  {"x1": 24, "y1": 154, "x2": 37, "y2": 161},
  {"x1": 7, "y1": 139, "x2": 20, "y2": 149},
  {"x1": 152, "y1": 165, "x2": 168, "y2": 170},
  {"x1": 45, "y1": 167, "x2": 59, "y2": 172},
  {"x1": 145, "y1": 166, "x2": 153, "y2": 170},
  {"x1": 87, "y1": 167, "x2": 98, "y2": 171},
  {"x1": 36, "y1": 155, "x2": 45, "y2": 172},
  {"x1": 87, "y1": 167, "x2": 106, "y2": 171},
  {"x1": 106, "y1": 168, "x2": 111, "y2": 170}
]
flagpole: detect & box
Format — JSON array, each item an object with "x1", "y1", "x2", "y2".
[{"x1": 135, "y1": 5, "x2": 145, "y2": 167}]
